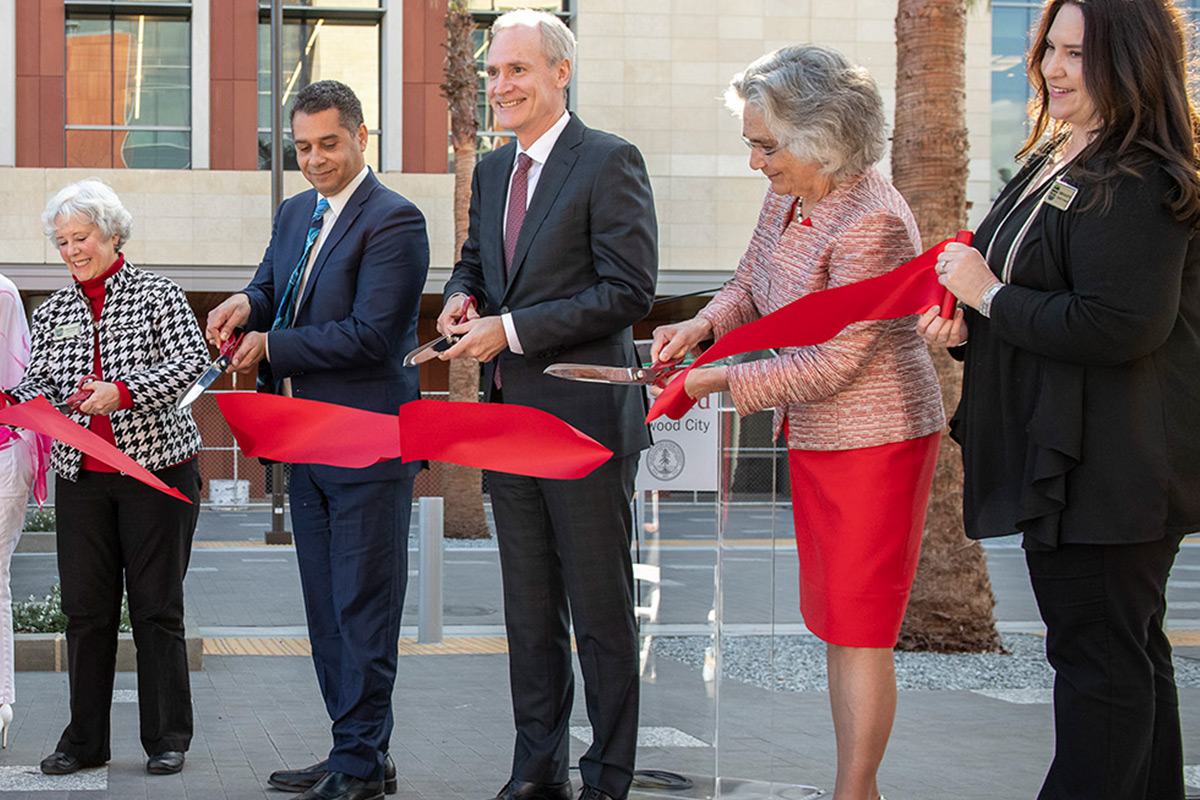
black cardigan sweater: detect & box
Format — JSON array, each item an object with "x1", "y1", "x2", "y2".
[{"x1": 952, "y1": 154, "x2": 1200, "y2": 549}]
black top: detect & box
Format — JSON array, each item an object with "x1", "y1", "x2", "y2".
[{"x1": 952, "y1": 152, "x2": 1200, "y2": 549}]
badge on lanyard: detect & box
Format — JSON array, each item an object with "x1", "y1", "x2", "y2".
[
  {"x1": 1045, "y1": 177, "x2": 1078, "y2": 211},
  {"x1": 52, "y1": 322, "x2": 82, "y2": 340}
]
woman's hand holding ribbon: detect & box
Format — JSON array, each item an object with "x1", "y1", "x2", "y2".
[
  {"x1": 934, "y1": 242, "x2": 1000, "y2": 311},
  {"x1": 917, "y1": 305, "x2": 968, "y2": 348}
]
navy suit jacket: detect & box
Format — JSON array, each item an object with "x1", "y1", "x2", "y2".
[
  {"x1": 243, "y1": 169, "x2": 429, "y2": 483},
  {"x1": 444, "y1": 115, "x2": 657, "y2": 457}
]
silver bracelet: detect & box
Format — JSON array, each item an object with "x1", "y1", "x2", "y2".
[{"x1": 978, "y1": 282, "x2": 1005, "y2": 318}]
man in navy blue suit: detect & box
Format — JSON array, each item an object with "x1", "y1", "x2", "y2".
[{"x1": 206, "y1": 81, "x2": 428, "y2": 800}]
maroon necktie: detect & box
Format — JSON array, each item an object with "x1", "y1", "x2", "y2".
[{"x1": 504, "y1": 153, "x2": 533, "y2": 273}]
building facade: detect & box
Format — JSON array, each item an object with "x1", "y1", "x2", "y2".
[{"x1": 1, "y1": 0, "x2": 1001, "y2": 301}]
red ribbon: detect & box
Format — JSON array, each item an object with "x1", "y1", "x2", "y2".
[
  {"x1": 0, "y1": 396, "x2": 192, "y2": 503},
  {"x1": 216, "y1": 392, "x2": 400, "y2": 468},
  {"x1": 648, "y1": 236, "x2": 956, "y2": 421},
  {"x1": 397, "y1": 399, "x2": 612, "y2": 479},
  {"x1": 215, "y1": 394, "x2": 612, "y2": 479}
]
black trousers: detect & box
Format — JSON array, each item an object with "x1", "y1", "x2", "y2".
[
  {"x1": 487, "y1": 453, "x2": 640, "y2": 800},
  {"x1": 1026, "y1": 534, "x2": 1184, "y2": 800},
  {"x1": 54, "y1": 460, "x2": 200, "y2": 763}
]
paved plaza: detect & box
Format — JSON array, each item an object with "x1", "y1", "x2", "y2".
[{"x1": 2, "y1": 503, "x2": 1199, "y2": 799}]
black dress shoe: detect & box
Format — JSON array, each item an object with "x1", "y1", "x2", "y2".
[
  {"x1": 40, "y1": 751, "x2": 103, "y2": 775},
  {"x1": 146, "y1": 750, "x2": 186, "y2": 775},
  {"x1": 291, "y1": 771, "x2": 383, "y2": 800},
  {"x1": 578, "y1": 788, "x2": 617, "y2": 800},
  {"x1": 488, "y1": 779, "x2": 574, "y2": 800},
  {"x1": 270, "y1": 755, "x2": 397, "y2": 794}
]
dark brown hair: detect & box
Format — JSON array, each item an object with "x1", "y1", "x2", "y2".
[{"x1": 1020, "y1": 0, "x2": 1200, "y2": 225}]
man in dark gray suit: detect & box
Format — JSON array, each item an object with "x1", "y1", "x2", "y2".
[{"x1": 437, "y1": 10, "x2": 657, "y2": 800}]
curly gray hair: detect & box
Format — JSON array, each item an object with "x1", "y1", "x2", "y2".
[
  {"x1": 42, "y1": 179, "x2": 133, "y2": 250},
  {"x1": 725, "y1": 45, "x2": 887, "y2": 182}
]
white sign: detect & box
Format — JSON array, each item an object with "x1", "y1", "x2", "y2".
[{"x1": 636, "y1": 394, "x2": 719, "y2": 491}]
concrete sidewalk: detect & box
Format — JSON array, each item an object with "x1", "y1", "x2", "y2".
[{"x1": 2, "y1": 506, "x2": 1199, "y2": 799}]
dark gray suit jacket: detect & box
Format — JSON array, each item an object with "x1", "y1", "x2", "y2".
[{"x1": 444, "y1": 114, "x2": 657, "y2": 457}]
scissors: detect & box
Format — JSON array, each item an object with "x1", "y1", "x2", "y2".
[
  {"x1": 403, "y1": 296, "x2": 477, "y2": 367},
  {"x1": 543, "y1": 359, "x2": 687, "y2": 389},
  {"x1": 53, "y1": 374, "x2": 100, "y2": 414},
  {"x1": 175, "y1": 327, "x2": 246, "y2": 409}
]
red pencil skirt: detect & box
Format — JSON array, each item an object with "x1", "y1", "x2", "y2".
[{"x1": 788, "y1": 431, "x2": 940, "y2": 647}]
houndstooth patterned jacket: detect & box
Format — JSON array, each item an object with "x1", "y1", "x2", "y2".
[{"x1": 8, "y1": 261, "x2": 209, "y2": 481}]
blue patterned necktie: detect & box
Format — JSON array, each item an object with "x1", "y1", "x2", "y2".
[{"x1": 272, "y1": 197, "x2": 330, "y2": 330}]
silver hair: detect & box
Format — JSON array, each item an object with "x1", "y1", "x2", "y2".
[
  {"x1": 42, "y1": 178, "x2": 133, "y2": 250},
  {"x1": 490, "y1": 9, "x2": 576, "y2": 69},
  {"x1": 725, "y1": 45, "x2": 887, "y2": 182}
]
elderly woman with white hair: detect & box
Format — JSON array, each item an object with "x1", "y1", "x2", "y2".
[
  {"x1": 2, "y1": 179, "x2": 208, "y2": 777},
  {"x1": 651, "y1": 46, "x2": 944, "y2": 800}
]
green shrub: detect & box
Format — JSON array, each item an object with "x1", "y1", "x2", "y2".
[
  {"x1": 22, "y1": 507, "x2": 55, "y2": 532},
  {"x1": 12, "y1": 582, "x2": 131, "y2": 634}
]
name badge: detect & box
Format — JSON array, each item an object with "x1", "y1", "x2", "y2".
[
  {"x1": 1045, "y1": 178, "x2": 1078, "y2": 211},
  {"x1": 52, "y1": 322, "x2": 82, "y2": 340}
]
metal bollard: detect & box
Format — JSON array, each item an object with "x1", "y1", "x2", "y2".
[{"x1": 417, "y1": 497, "x2": 444, "y2": 644}]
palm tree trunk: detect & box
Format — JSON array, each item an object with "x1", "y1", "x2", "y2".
[
  {"x1": 439, "y1": 0, "x2": 490, "y2": 539},
  {"x1": 893, "y1": 0, "x2": 1003, "y2": 652}
]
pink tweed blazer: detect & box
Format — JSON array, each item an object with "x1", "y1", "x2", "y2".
[{"x1": 699, "y1": 168, "x2": 945, "y2": 451}]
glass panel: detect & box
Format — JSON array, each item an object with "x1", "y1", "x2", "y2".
[
  {"x1": 66, "y1": 14, "x2": 190, "y2": 127},
  {"x1": 633, "y1": 395, "x2": 720, "y2": 796},
  {"x1": 66, "y1": 129, "x2": 120, "y2": 168},
  {"x1": 633, "y1": 391, "x2": 823, "y2": 798},
  {"x1": 711, "y1": 400, "x2": 820, "y2": 799},
  {"x1": 275, "y1": 0, "x2": 382, "y2": 7},
  {"x1": 257, "y1": 18, "x2": 380, "y2": 169},
  {"x1": 122, "y1": 130, "x2": 191, "y2": 168},
  {"x1": 65, "y1": 15, "x2": 120, "y2": 127},
  {"x1": 114, "y1": 15, "x2": 191, "y2": 127},
  {"x1": 990, "y1": 4, "x2": 1039, "y2": 196}
]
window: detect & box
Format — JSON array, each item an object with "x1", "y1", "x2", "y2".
[
  {"x1": 64, "y1": 3, "x2": 191, "y2": 169},
  {"x1": 257, "y1": 3, "x2": 382, "y2": 170}
]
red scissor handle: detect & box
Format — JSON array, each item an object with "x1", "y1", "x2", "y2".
[
  {"x1": 218, "y1": 327, "x2": 246, "y2": 359},
  {"x1": 63, "y1": 373, "x2": 100, "y2": 413},
  {"x1": 647, "y1": 359, "x2": 687, "y2": 389},
  {"x1": 939, "y1": 230, "x2": 974, "y2": 319},
  {"x1": 456, "y1": 295, "x2": 477, "y2": 325},
  {"x1": 443, "y1": 296, "x2": 477, "y2": 345}
]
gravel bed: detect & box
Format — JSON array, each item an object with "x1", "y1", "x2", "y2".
[{"x1": 651, "y1": 633, "x2": 1200, "y2": 692}]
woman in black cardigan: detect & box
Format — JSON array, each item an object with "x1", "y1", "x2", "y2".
[{"x1": 919, "y1": 0, "x2": 1200, "y2": 797}]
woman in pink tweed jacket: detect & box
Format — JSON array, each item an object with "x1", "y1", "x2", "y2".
[{"x1": 652, "y1": 46, "x2": 944, "y2": 800}]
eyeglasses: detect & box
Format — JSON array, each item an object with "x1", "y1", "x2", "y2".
[{"x1": 741, "y1": 136, "x2": 786, "y2": 157}]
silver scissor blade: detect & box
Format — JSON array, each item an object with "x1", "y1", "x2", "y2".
[
  {"x1": 403, "y1": 334, "x2": 457, "y2": 367},
  {"x1": 543, "y1": 364, "x2": 648, "y2": 384},
  {"x1": 175, "y1": 362, "x2": 225, "y2": 409}
]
